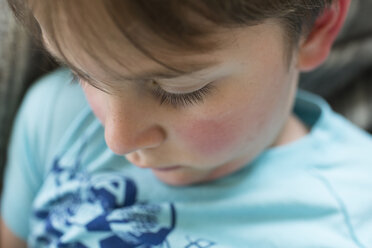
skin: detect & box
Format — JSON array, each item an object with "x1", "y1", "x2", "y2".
[
  {"x1": 55, "y1": 21, "x2": 308, "y2": 186},
  {"x1": 30, "y1": 0, "x2": 320, "y2": 186},
  {"x1": 0, "y1": 219, "x2": 27, "y2": 248}
]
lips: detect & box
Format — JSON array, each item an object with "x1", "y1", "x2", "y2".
[
  {"x1": 125, "y1": 154, "x2": 183, "y2": 171},
  {"x1": 151, "y1": 165, "x2": 182, "y2": 172}
]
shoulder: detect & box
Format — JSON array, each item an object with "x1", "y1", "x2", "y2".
[
  {"x1": 18, "y1": 67, "x2": 88, "y2": 170},
  {"x1": 296, "y1": 90, "x2": 372, "y2": 170},
  {"x1": 298, "y1": 91, "x2": 372, "y2": 246},
  {"x1": 24, "y1": 67, "x2": 86, "y2": 116},
  {"x1": 22, "y1": 67, "x2": 86, "y2": 121},
  {"x1": 296, "y1": 90, "x2": 372, "y2": 147},
  {"x1": 1, "y1": 67, "x2": 89, "y2": 240}
]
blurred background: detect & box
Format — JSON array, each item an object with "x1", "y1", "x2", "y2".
[{"x1": 1, "y1": 0, "x2": 372, "y2": 193}]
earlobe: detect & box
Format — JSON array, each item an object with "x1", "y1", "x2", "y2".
[{"x1": 297, "y1": 0, "x2": 351, "y2": 71}]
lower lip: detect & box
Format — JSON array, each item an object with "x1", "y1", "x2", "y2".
[{"x1": 152, "y1": 165, "x2": 182, "y2": 172}]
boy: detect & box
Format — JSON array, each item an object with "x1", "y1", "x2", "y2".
[{"x1": 2, "y1": 0, "x2": 372, "y2": 247}]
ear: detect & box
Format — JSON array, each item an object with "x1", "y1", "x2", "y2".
[{"x1": 297, "y1": 0, "x2": 351, "y2": 71}]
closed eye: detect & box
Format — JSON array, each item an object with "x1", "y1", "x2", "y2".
[
  {"x1": 151, "y1": 80, "x2": 216, "y2": 109},
  {"x1": 71, "y1": 71, "x2": 216, "y2": 108}
]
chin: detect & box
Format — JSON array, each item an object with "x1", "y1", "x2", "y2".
[{"x1": 153, "y1": 170, "x2": 210, "y2": 186}]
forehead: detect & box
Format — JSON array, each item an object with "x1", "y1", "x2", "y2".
[{"x1": 35, "y1": 1, "x2": 286, "y2": 84}]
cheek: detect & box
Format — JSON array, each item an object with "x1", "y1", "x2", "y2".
[{"x1": 175, "y1": 117, "x2": 242, "y2": 156}]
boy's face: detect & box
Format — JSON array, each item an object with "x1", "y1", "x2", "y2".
[{"x1": 43, "y1": 21, "x2": 301, "y2": 186}]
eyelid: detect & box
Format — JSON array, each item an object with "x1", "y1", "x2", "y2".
[
  {"x1": 70, "y1": 71, "x2": 217, "y2": 108},
  {"x1": 158, "y1": 82, "x2": 211, "y2": 94},
  {"x1": 151, "y1": 81, "x2": 216, "y2": 108}
]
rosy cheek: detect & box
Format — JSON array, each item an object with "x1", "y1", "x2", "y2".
[{"x1": 175, "y1": 118, "x2": 240, "y2": 156}]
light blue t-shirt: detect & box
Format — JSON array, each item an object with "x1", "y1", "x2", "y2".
[{"x1": 2, "y1": 67, "x2": 372, "y2": 248}]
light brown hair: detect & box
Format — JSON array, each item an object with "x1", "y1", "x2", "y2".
[{"x1": 7, "y1": 0, "x2": 333, "y2": 75}]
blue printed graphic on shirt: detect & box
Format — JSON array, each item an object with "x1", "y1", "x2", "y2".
[
  {"x1": 184, "y1": 236, "x2": 216, "y2": 248},
  {"x1": 29, "y1": 137, "x2": 176, "y2": 248}
]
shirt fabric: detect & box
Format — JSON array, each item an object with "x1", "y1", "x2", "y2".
[{"x1": 2, "y1": 67, "x2": 372, "y2": 248}]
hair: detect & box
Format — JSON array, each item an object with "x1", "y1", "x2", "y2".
[{"x1": 7, "y1": 0, "x2": 333, "y2": 75}]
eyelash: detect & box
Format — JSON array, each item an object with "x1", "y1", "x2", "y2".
[
  {"x1": 151, "y1": 81, "x2": 215, "y2": 108},
  {"x1": 70, "y1": 72, "x2": 215, "y2": 108}
]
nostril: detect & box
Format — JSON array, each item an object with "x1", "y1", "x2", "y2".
[
  {"x1": 125, "y1": 152, "x2": 150, "y2": 168},
  {"x1": 104, "y1": 129, "x2": 137, "y2": 155}
]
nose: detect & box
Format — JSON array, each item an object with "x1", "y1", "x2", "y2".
[{"x1": 104, "y1": 97, "x2": 166, "y2": 155}]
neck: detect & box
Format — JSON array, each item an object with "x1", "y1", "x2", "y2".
[{"x1": 272, "y1": 114, "x2": 309, "y2": 147}]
